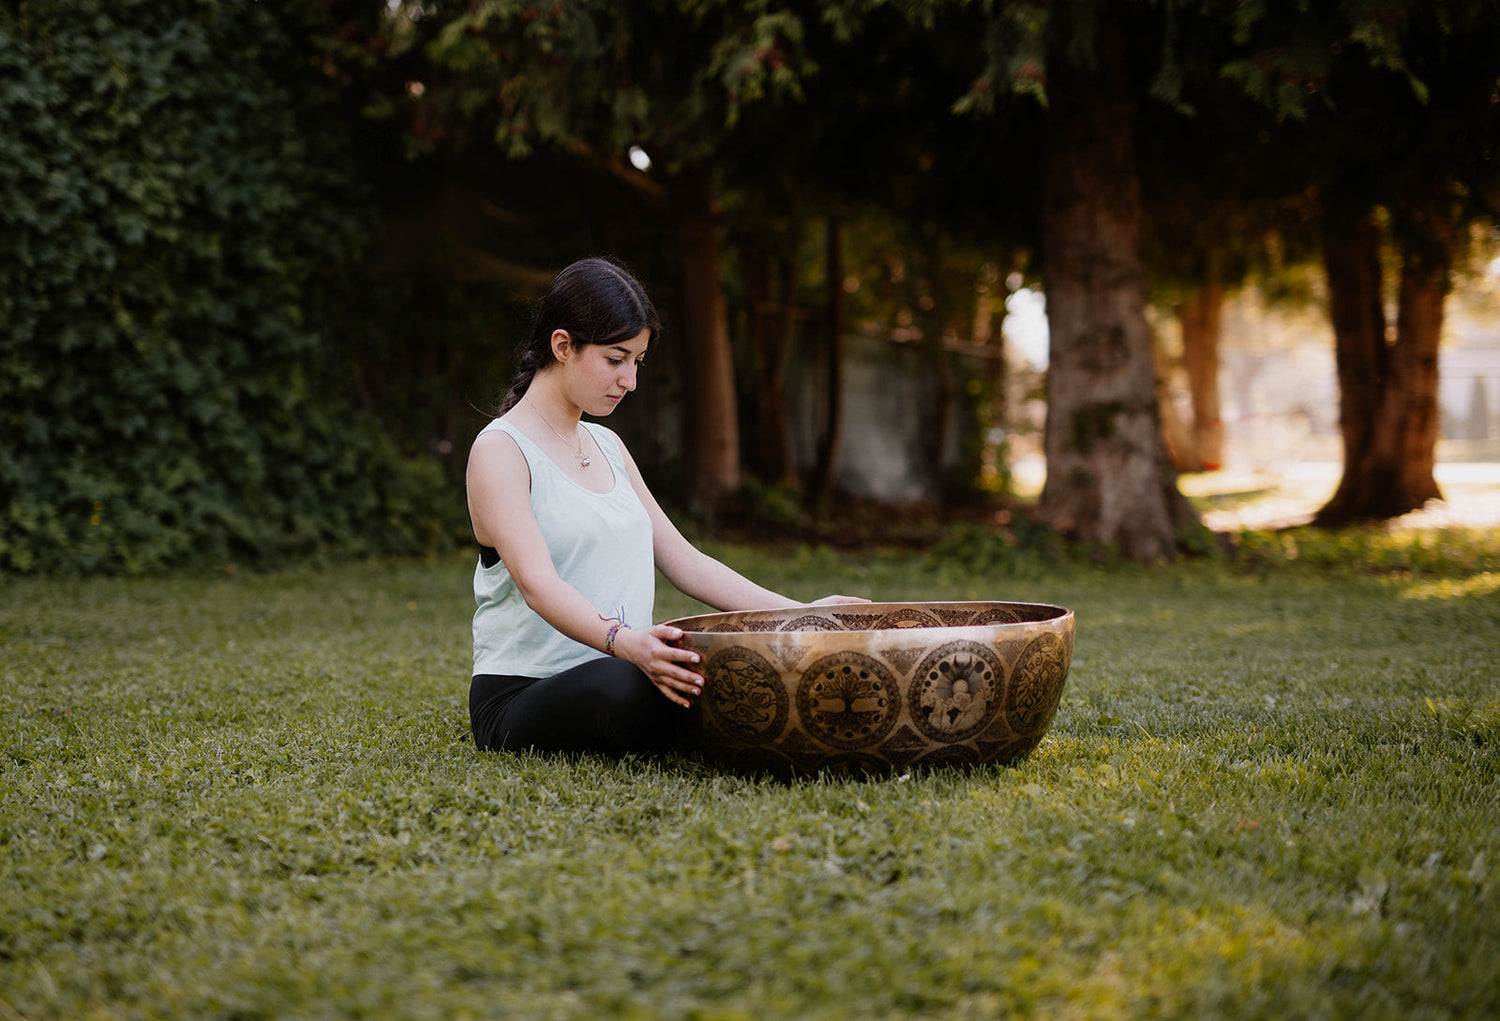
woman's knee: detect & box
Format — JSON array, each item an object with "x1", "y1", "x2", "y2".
[
  {"x1": 573, "y1": 659, "x2": 680, "y2": 751},
  {"x1": 574, "y1": 658, "x2": 660, "y2": 716}
]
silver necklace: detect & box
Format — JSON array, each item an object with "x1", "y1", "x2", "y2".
[{"x1": 525, "y1": 399, "x2": 591, "y2": 468}]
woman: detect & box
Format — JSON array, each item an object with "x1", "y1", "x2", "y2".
[{"x1": 466, "y1": 257, "x2": 865, "y2": 756}]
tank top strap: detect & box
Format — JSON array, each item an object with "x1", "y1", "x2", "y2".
[
  {"x1": 484, "y1": 417, "x2": 557, "y2": 483},
  {"x1": 581, "y1": 422, "x2": 628, "y2": 474}
]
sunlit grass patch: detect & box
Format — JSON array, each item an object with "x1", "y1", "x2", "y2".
[
  {"x1": 1231, "y1": 526, "x2": 1500, "y2": 577},
  {"x1": 1401, "y1": 570, "x2": 1500, "y2": 601}
]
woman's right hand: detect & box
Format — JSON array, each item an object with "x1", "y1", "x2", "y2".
[{"x1": 615, "y1": 624, "x2": 705, "y2": 708}]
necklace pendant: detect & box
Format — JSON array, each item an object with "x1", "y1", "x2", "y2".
[{"x1": 579, "y1": 456, "x2": 591, "y2": 468}]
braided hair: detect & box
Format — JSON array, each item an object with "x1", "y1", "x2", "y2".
[{"x1": 497, "y1": 257, "x2": 660, "y2": 414}]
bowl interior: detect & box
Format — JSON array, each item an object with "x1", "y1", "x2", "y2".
[{"x1": 664, "y1": 600, "x2": 1069, "y2": 634}]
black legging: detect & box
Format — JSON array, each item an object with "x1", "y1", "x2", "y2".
[{"x1": 470, "y1": 657, "x2": 683, "y2": 757}]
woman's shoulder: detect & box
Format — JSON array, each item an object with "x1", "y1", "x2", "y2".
[{"x1": 468, "y1": 416, "x2": 532, "y2": 473}]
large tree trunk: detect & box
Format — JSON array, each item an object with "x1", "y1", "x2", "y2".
[
  {"x1": 810, "y1": 216, "x2": 846, "y2": 507},
  {"x1": 668, "y1": 171, "x2": 739, "y2": 509},
  {"x1": 1315, "y1": 206, "x2": 1445, "y2": 525},
  {"x1": 1178, "y1": 281, "x2": 1225, "y2": 471},
  {"x1": 1036, "y1": 29, "x2": 1199, "y2": 560},
  {"x1": 1317, "y1": 213, "x2": 1388, "y2": 521},
  {"x1": 1392, "y1": 241, "x2": 1446, "y2": 506},
  {"x1": 743, "y1": 236, "x2": 799, "y2": 488}
]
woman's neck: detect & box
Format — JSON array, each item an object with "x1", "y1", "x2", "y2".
[{"x1": 520, "y1": 380, "x2": 580, "y2": 429}]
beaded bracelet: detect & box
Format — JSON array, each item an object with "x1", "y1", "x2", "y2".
[
  {"x1": 600, "y1": 606, "x2": 628, "y2": 657},
  {"x1": 604, "y1": 621, "x2": 626, "y2": 657}
]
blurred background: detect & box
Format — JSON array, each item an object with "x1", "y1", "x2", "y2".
[{"x1": 3, "y1": 0, "x2": 1497, "y2": 573}]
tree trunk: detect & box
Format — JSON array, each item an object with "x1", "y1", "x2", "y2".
[
  {"x1": 1036, "y1": 29, "x2": 1199, "y2": 560},
  {"x1": 1392, "y1": 240, "x2": 1446, "y2": 507},
  {"x1": 668, "y1": 170, "x2": 739, "y2": 510},
  {"x1": 1178, "y1": 281, "x2": 1225, "y2": 471},
  {"x1": 810, "y1": 216, "x2": 846, "y2": 507},
  {"x1": 1316, "y1": 212, "x2": 1388, "y2": 522},
  {"x1": 1315, "y1": 206, "x2": 1445, "y2": 525},
  {"x1": 743, "y1": 236, "x2": 799, "y2": 488}
]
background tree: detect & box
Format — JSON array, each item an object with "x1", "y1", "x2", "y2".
[
  {"x1": 1219, "y1": 0, "x2": 1500, "y2": 524},
  {"x1": 959, "y1": 0, "x2": 1209, "y2": 559},
  {"x1": 1138, "y1": 82, "x2": 1303, "y2": 475},
  {"x1": 746, "y1": 2, "x2": 1037, "y2": 507},
  {"x1": 1309, "y1": 4, "x2": 1499, "y2": 524},
  {"x1": 412, "y1": 0, "x2": 823, "y2": 510}
]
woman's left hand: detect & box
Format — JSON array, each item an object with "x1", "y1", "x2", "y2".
[
  {"x1": 615, "y1": 623, "x2": 706, "y2": 708},
  {"x1": 806, "y1": 594, "x2": 871, "y2": 605}
]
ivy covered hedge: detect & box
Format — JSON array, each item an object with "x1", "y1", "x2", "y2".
[{"x1": 1, "y1": 0, "x2": 455, "y2": 573}]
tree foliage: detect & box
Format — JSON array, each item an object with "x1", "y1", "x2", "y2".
[{"x1": 0, "y1": 0, "x2": 452, "y2": 574}]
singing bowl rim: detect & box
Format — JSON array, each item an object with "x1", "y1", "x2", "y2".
[{"x1": 662, "y1": 599, "x2": 1073, "y2": 636}]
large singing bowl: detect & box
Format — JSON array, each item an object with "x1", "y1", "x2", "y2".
[{"x1": 664, "y1": 601, "x2": 1074, "y2": 775}]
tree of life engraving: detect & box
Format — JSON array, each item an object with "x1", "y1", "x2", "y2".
[
  {"x1": 909, "y1": 641, "x2": 1002, "y2": 742},
  {"x1": 703, "y1": 646, "x2": 787, "y2": 743},
  {"x1": 796, "y1": 652, "x2": 898, "y2": 749}
]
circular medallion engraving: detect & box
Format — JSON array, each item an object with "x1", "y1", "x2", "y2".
[
  {"x1": 908, "y1": 640, "x2": 1004, "y2": 742},
  {"x1": 1007, "y1": 633, "x2": 1067, "y2": 735},
  {"x1": 796, "y1": 652, "x2": 899, "y2": 749},
  {"x1": 703, "y1": 646, "x2": 788, "y2": 744}
]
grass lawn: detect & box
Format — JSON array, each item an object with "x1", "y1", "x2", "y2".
[{"x1": 2, "y1": 531, "x2": 1498, "y2": 1019}]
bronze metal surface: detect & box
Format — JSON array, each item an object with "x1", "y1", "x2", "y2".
[{"x1": 664, "y1": 601, "x2": 1075, "y2": 775}]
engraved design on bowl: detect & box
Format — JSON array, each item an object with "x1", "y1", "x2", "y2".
[{"x1": 701, "y1": 645, "x2": 788, "y2": 744}]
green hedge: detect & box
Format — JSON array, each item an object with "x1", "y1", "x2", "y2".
[{"x1": 0, "y1": 0, "x2": 453, "y2": 573}]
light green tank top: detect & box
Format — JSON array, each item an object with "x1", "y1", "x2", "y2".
[{"x1": 471, "y1": 419, "x2": 654, "y2": 677}]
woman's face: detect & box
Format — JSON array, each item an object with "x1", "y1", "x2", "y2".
[{"x1": 557, "y1": 328, "x2": 650, "y2": 417}]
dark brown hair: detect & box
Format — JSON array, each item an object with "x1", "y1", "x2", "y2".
[{"x1": 497, "y1": 257, "x2": 660, "y2": 413}]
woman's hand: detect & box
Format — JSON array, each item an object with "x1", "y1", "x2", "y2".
[
  {"x1": 806, "y1": 594, "x2": 871, "y2": 605},
  {"x1": 614, "y1": 624, "x2": 705, "y2": 708}
]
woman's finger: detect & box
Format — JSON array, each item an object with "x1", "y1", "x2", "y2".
[
  {"x1": 660, "y1": 664, "x2": 702, "y2": 689},
  {"x1": 653, "y1": 679, "x2": 695, "y2": 707},
  {"x1": 662, "y1": 643, "x2": 700, "y2": 664}
]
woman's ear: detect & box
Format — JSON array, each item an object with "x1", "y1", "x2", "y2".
[{"x1": 550, "y1": 329, "x2": 573, "y2": 362}]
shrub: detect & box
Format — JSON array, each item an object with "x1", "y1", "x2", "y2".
[{"x1": 0, "y1": 0, "x2": 454, "y2": 573}]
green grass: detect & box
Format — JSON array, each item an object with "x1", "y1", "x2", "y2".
[{"x1": 2, "y1": 531, "x2": 1498, "y2": 1020}]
